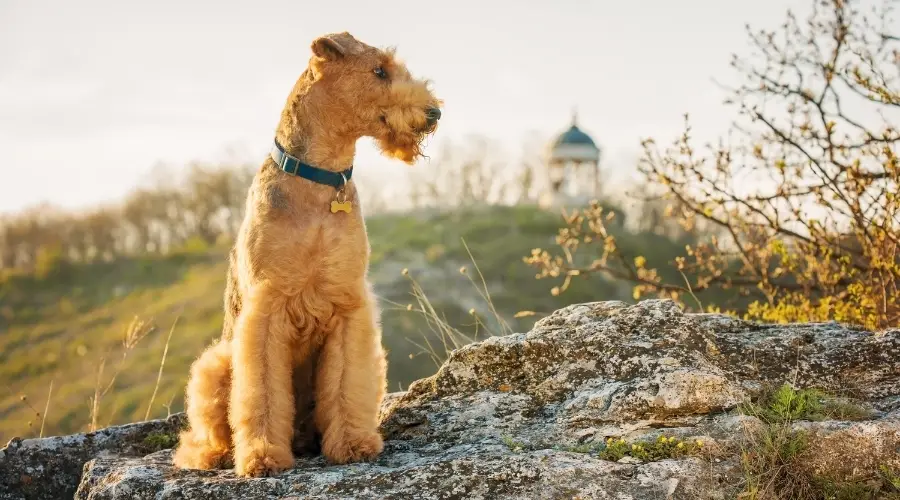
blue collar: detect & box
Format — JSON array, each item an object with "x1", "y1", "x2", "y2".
[{"x1": 270, "y1": 139, "x2": 353, "y2": 189}]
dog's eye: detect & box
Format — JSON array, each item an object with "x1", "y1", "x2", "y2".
[{"x1": 373, "y1": 67, "x2": 388, "y2": 80}]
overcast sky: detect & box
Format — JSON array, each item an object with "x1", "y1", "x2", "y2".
[{"x1": 0, "y1": 0, "x2": 816, "y2": 213}]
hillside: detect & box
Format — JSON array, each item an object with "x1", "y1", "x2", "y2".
[{"x1": 0, "y1": 204, "x2": 691, "y2": 443}]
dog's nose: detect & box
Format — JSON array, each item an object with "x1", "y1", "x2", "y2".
[{"x1": 425, "y1": 107, "x2": 442, "y2": 123}]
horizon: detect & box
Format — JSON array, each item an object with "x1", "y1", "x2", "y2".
[{"x1": 0, "y1": 0, "x2": 816, "y2": 214}]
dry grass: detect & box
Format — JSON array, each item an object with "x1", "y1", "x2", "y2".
[
  {"x1": 39, "y1": 380, "x2": 52, "y2": 438},
  {"x1": 89, "y1": 316, "x2": 155, "y2": 431},
  {"x1": 459, "y1": 238, "x2": 513, "y2": 336},
  {"x1": 383, "y1": 237, "x2": 515, "y2": 368},
  {"x1": 739, "y1": 417, "x2": 815, "y2": 499},
  {"x1": 381, "y1": 267, "x2": 478, "y2": 368},
  {"x1": 144, "y1": 315, "x2": 179, "y2": 421},
  {"x1": 3, "y1": 383, "x2": 46, "y2": 436}
]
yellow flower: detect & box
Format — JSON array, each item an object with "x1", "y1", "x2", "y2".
[{"x1": 696, "y1": 440, "x2": 704, "y2": 447}]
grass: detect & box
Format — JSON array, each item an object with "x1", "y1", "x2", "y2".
[
  {"x1": 89, "y1": 316, "x2": 156, "y2": 432},
  {"x1": 0, "y1": 204, "x2": 638, "y2": 442},
  {"x1": 39, "y1": 380, "x2": 52, "y2": 438},
  {"x1": 3, "y1": 384, "x2": 45, "y2": 437},
  {"x1": 740, "y1": 419, "x2": 814, "y2": 498},
  {"x1": 741, "y1": 384, "x2": 873, "y2": 425},
  {"x1": 739, "y1": 383, "x2": 896, "y2": 499},
  {"x1": 0, "y1": 248, "x2": 223, "y2": 440},
  {"x1": 144, "y1": 315, "x2": 178, "y2": 421},
  {"x1": 881, "y1": 465, "x2": 900, "y2": 492},
  {"x1": 387, "y1": 237, "x2": 515, "y2": 368}
]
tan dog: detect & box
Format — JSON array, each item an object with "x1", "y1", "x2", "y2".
[{"x1": 172, "y1": 32, "x2": 441, "y2": 478}]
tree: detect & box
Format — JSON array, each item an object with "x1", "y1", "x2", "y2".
[{"x1": 526, "y1": 0, "x2": 900, "y2": 330}]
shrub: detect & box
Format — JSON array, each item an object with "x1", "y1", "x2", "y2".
[{"x1": 526, "y1": 0, "x2": 900, "y2": 330}]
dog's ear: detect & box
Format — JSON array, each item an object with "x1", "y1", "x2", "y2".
[{"x1": 311, "y1": 35, "x2": 346, "y2": 61}]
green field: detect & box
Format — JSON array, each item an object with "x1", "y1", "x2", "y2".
[{"x1": 0, "y1": 204, "x2": 688, "y2": 442}]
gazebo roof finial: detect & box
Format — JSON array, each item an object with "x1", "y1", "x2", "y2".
[{"x1": 571, "y1": 106, "x2": 578, "y2": 127}]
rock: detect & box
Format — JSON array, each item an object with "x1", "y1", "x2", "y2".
[
  {"x1": 5, "y1": 300, "x2": 899, "y2": 499},
  {"x1": 383, "y1": 300, "x2": 898, "y2": 449},
  {"x1": 76, "y1": 447, "x2": 719, "y2": 500},
  {"x1": 0, "y1": 413, "x2": 186, "y2": 500},
  {"x1": 793, "y1": 418, "x2": 900, "y2": 483}
]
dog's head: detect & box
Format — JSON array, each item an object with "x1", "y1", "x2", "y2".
[{"x1": 298, "y1": 32, "x2": 441, "y2": 164}]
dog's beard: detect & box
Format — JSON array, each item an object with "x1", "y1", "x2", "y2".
[{"x1": 376, "y1": 132, "x2": 428, "y2": 164}]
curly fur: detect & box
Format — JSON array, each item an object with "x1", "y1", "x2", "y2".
[{"x1": 172, "y1": 32, "x2": 441, "y2": 477}]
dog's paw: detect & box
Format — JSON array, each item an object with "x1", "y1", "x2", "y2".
[
  {"x1": 322, "y1": 432, "x2": 384, "y2": 465},
  {"x1": 234, "y1": 444, "x2": 294, "y2": 478},
  {"x1": 172, "y1": 440, "x2": 233, "y2": 470}
]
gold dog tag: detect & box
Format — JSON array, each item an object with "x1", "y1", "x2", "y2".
[
  {"x1": 331, "y1": 180, "x2": 351, "y2": 213},
  {"x1": 331, "y1": 200, "x2": 352, "y2": 213}
]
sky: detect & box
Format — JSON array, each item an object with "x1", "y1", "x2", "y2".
[{"x1": 0, "y1": 0, "x2": 815, "y2": 213}]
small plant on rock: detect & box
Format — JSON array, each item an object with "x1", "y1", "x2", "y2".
[
  {"x1": 142, "y1": 430, "x2": 178, "y2": 451},
  {"x1": 501, "y1": 435, "x2": 527, "y2": 453},
  {"x1": 596, "y1": 435, "x2": 703, "y2": 463}
]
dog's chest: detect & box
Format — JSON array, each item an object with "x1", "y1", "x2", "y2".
[
  {"x1": 279, "y1": 224, "x2": 371, "y2": 333},
  {"x1": 318, "y1": 222, "x2": 369, "y2": 279},
  {"x1": 278, "y1": 217, "x2": 370, "y2": 286}
]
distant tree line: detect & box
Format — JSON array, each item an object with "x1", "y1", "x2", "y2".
[
  {"x1": 0, "y1": 136, "x2": 562, "y2": 273},
  {"x1": 0, "y1": 162, "x2": 256, "y2": 272}
]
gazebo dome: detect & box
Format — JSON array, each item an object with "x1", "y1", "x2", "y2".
[
  {"x1": 548, "y1": 112, "x2": 600, "y2": 164},
  {"x1": 553, "y1": 124, "x2": 598, "y2": 149}
]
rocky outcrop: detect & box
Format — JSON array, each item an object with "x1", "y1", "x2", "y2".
[
  {"x1": 2, "y1": 300, "x2": 898, "y2": 499},
  {"x1": 0, "y1": 414, "x2": 185, "y2": 500}
]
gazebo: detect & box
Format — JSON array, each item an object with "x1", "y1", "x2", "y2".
[{"x1": 542, "y1": 111, "x2": 601, "y2": 207}]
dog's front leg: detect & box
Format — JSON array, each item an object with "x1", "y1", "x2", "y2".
[
  {"x1": 315, "y1": 291, "x2": 387, "y2": 464},
  {"x1": 228, "y1": 285, "x2": 296, "y2": 477}
]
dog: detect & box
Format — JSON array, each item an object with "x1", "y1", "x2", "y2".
[{"x1": 172, "y1": 31, "x2": 441, "y2": 478}]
